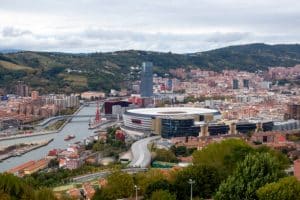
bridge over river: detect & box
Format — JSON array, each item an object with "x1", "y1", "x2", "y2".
[{"x1": 0, "y1": 105, "x2": 104, "y2": 172}]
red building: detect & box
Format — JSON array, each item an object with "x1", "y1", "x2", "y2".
[{"x1": 115, "y1": 130, "x2": 125, "y2": 142}]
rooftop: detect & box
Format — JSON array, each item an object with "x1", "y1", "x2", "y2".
[{"x1": 126, "y1": 107, "x2": 219, "y2": 117}]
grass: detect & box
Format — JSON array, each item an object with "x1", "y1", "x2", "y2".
[
  {"x1": 60, "y1": 74, "x2": 88, "y2": 86},
  {"x1": 53, "y1": 184, "x2": 75, "y2": 192},
  {"x1": 45, "y1": 120, "x2": 66, "y2": 131},
  {"x1": 0, "y1": 60, "x2": 35, "y2": 72}
]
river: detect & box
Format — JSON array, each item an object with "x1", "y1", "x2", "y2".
[{"x1": 0, "y1": 104, "x2": 97, "y2": 172}]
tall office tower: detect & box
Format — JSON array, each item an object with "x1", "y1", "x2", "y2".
[
  {"x1": 166, "y1": 78, "x2": 173, "y2": 91},
  {"x1": 16, "y1": 81, "x2": 29, "y2": 97},
  {"x1": 243, "y1": 79, "x2": 249, "y2": 89},
  {"x1": 233, "y1": 79, "x2": 239, "y2": 89},
  {"x1": 140, "y1": 62, "x2": 153, "y2": 97}
]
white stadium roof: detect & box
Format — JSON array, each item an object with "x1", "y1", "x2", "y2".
[{"x1": 126, "y1": 107, "x2": 219, "y2": 116}]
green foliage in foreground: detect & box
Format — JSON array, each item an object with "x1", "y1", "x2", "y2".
[
  {"x1": 144, "y1": 179, "x2": 171, "y2": 199},
  {"x1": 214, "y1": 153, "x2": 285, "y2": 200},
  {"x1": 0, "y1": 173, "x2": 33, "y2": 199},
  {"x1": 0, "y1": 173, "x2": 58, "y2": 200},
  {"x1": 135, "y1": 169, "x2": 167, "y2": 195},
  {"x1": 93, "y1": 139, "x2": 290, "y2": 200},
  {"x1": 192, "y1": 139, "x2": 254, "y2": 176},
  {"x1": 192, "y1": 139, "x2": 290, "y2": 179},
  {"x1": 24, "y1": 164, "x2": 121, "y2": 187},
  {"x1": 173, "y1": 165, "x2": 222, "y2": 200},
  {"x1": 150, "y1": 190, "x2": 176, "y2": 200},
  {"x1": 256, "y1": 176, "x2": 300, "y2": 200},
  {"x1": 92, "y1": 171, "x2": 134, "y2": 200},
  {"x1": 0, "y1": 138, "x2": 291, "y2": 200}
]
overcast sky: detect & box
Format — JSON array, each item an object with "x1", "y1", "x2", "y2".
[{"x1": 0, "y1": 0, "x2": 300, "y2": 53}]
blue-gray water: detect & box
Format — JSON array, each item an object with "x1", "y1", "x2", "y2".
[{"x1": 0, "y1": 105, "x2": 96, "y2": 172}]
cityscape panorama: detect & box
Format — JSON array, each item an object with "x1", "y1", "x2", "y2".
[{"x1": 1, "y1": 1, "x2": 300, "y2": 200}]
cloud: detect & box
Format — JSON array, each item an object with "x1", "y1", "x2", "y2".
[
  {"x1": 0, "y1": 0, "x2": 300, "y2": 52},
  {"x1": 2, "y1": 27, "x2": 32, "y2": 37},
  {"x1": 1, "y1": 26, "x2": 300, "y2": 53}
]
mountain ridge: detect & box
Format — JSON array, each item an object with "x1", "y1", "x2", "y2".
[{"x1": 1, "y1": 43, "x2": 300, "y2": 93}]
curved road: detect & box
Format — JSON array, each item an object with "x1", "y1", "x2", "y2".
[{"x1": 129, "y1": 136, "x2": 160, "y2": 168}]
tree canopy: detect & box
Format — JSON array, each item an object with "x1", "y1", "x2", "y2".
[
  {"x1": 93, "y1": 171, "x2": 134, "y2": 200},
  {"x1": 256, "y1": 176, "x2": 300, "y2": 200},
  {"x1": 150, "y1": 190, "x2": 176, "y2": 200},
  {"x1": 0, "y1": 173, "x2": 57, "y2": 200},
  {"x1": 173, "y1": 165, "x2": 221, "y2": 200},
  {"x1": 192, "y1": 139, "x2": 254, "y2": 176},
  {"x1": 154, "y1": 149, "x2": 178, "y2": 163},
  {"x1": 214, "y1": 153, "x2": 285, "y2": 200}
]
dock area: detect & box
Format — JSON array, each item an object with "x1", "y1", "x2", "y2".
[{"x1": 0, "y1": 138, "x2": 54, "y2": 162}]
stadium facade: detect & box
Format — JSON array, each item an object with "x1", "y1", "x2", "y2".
[
  {"x1": 123, "y1": 107, "x2": 221, "y2": 138},
  {"x1": 123, "y1": 107, "x2": 276, "y2": 138}
]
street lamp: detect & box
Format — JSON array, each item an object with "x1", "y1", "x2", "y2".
[
  {"x1": 188, "y1": 178, "x2": 195, "y2": 200},
  {"x1": 134, "y1": 185, "x2": 140, "y2": 200}
]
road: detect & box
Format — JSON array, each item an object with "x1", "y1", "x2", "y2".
[
  {"x1": 72, "y1": 168, "x2": 148, "y2": 183},
  {"x1": 128, "y1": 136, "x2": 160, "y2": 168}
]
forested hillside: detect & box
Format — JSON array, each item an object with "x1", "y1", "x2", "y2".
[{"x1": 1, "y1": 43, "x2": 300, "y2": 93}]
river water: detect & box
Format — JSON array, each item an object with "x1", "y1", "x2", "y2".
[{"x1": 0, "y1": 105, "x2": 96, "y2": 172}]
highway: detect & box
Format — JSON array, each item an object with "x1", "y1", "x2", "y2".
[{"x1": 128, "y1": 136, "x2": 160, "y2": 168}]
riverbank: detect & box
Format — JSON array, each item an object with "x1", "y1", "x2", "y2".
[
  {"x1": 0, "y1": 139, "x2": 53, "y2": 162},
  {"x1": 0, "y1": 105, "x2": 97, "y2": 172},
  {"x1": 0, "y1": 131, "x2": 57, "y2": 141},
  {"x1": 0, "y1": 105, "x2": 85, "y2": 141}
]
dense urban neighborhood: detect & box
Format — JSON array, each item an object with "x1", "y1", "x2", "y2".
[
  {"x1": 1, "y1": 0, "x2": 300, "y2": 199},
  {"x1": 0, "y1": 56, "x2": 300, "y2": 199}
]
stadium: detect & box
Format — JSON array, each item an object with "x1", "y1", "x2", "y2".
[
  {"x1": 122, "y1": 107, "x2": 277, "y2": 138},
  {"x1": 123, "y1": 107, "x2": 222, "y2": 138}
]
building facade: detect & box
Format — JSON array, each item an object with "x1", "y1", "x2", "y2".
[
  {"x1": 140, "y1": 62, "x2": 153, "y2": 97},
  {"x1": 16, "y1": 81, "x2": 30, "y2": 97},
  {"x1": 233, "y1": 79, "x2": 239, "y2": 89},
  {"x1": 286, "y1": 103, "x2": 300, "y2": 120}
]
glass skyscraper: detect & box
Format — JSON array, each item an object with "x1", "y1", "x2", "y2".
[{"x1": 140, "y1": 62, "x2": 153, "y2": 97}]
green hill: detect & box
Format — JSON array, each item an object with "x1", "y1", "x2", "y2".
[{"x1": 1, "y1": 43, "x2": 300, "y2": 93}]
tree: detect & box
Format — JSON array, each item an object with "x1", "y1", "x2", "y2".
[
  {"x1": 173, "y1": 165, "x2": 221, "y2": 200},
  {"x1": 92, "y1": 140, "x2": 105, "y2": 152},
  {"x1": 92, "y1": 188, "x2": 110, "y2": 200},
  {"x1": 214, "y1": 153, "x2": 285, "y2": 200},
  {"x1": 256, "y1": 176, "x2": 300, "y2": 200},
  {"x1": 101, "y1": 171, "x2": 134, "y2": 200},
  {"x1": 135, "y1": 169, "x2": 167, "y2": 195},
  {"x1": 0, "y1": 190, "x2": 11, "y2": 200},
  {"x1": 192, "y1": 139, "x2": 253, "y2": 177},
  {"x1": 154, "y1": 149, "x2": 178, "y2": 163},
  {"x1": 0, "y1": 173, "x2": 59, "y2": 200},
  {"x1": 35, "y1": 188, "x2": 57, "y2": 200},
  {"x1": 0, "y1": 173, "x2": 34, "y2": 199},
  {"x1": 171, "y1": 146, "x2": 188, "y2": 156},
  {"x1": 144, "y1": 179, "x2": 171, "y2": 199},
  {"x1": 150, "y1": 190, "x2": 176, "y2": 200},
  {"x1": 255, "y1": 145, "x2": 290, "y2": 170}
]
